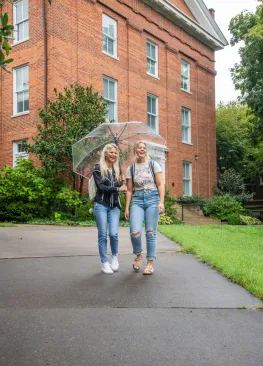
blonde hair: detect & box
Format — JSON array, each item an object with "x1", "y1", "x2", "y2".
[
  {"x1": 100, "y1": 144, "x2": 120, "y2": 180},
  {"x1": 133, "y1": 140, "x2": 150, "y2": 161}
]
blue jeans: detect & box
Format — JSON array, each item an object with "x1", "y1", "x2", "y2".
[
  {"x1": 130, "y1": 190, "x2": 160, "y2": 260},
  {"x1": 94, "y1": 203, "x2": 120, "y2": 263}
]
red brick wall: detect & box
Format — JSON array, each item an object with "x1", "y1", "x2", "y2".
[{"x1": 0, "y1": 0, "x2": 217, "y2": 199}]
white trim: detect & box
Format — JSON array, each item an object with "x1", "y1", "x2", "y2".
[
  {"x1": 11, "y1": 111, "x2": 30, "y2": 118},
  {"x1": 102, "y1": 51, "x2": 119, "y2": 61},
  {"x1": 13, "y1": 139, "x2": 29, "y2": 167},
  {"x1": 13, "y1": 0, "x2": 29, "y2": 44},
  {"x1": 260, "y1": 177, "x2": 263, "y2": 186},
  {"x1": 147, "y1": 93, "x2": 159, "y2": 133},
  {"x1": 103, "y1": 76, "x2": 118, "y2": 123},
  {"x1": 12, "y1": 37, "x2": 30, "y2": 47},
  {"x1": 102, "y1": 14, "x2": 118, "y2": 59},
  {"x1": 183, "y1": 161, "x2": 192, "y2": 196},
  {"x1": 182, "y1": 107, "x2": 191, "y2": 144},
  {"x1": 146, "y1": 39, "x2": 158, "y2": 78},
  {"x1": 142, "y1": 0, "x2": 228, "y2": 50}
]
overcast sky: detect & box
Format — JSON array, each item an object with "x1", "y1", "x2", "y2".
[{"x1": 203, "y1": 0, "x2": 258, "y2": 105}]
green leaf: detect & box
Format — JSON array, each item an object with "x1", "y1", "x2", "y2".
[{"x1": 2, "y1": 13, "x2": 8, "y2": 28}]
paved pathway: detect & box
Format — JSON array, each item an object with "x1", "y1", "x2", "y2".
[{"x1": 0, "y1": 226, "x2": 262, "y2": 366}]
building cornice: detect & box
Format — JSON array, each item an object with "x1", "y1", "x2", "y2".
[{"x1": 142, "y1": 0, "x2": 228, "y2": 51}]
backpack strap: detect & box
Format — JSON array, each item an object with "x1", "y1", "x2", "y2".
[
  {"x1": 130, "y1": 163, "x2": 135, "y2": 186},
  {"x1": 148, "y1": 160, "x2": 157, "y2": 186}
]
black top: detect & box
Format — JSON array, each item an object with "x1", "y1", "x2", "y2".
[{"x1": 93, "y1": 164, "x2": 121, "y2": 209}]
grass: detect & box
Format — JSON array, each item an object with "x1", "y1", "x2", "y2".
[
  {"x1": 0, "y1": 222, "x2": 16, "y2": 227},
  {"x1": 159, "y1": 225, "x2": 263, "y2": 301},
  {"x1": 15, "y1": 219, "x2": 130, "y2": 227}
]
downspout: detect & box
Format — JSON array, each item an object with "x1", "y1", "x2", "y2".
[{"x1": 42, "y1": 0, "x2": 48, "y2": 111}]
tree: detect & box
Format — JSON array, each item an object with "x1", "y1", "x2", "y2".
[
  {"x1": 229, "y1": 1, "x2": 263, "y2": 132},
  {"x1": 25, "y1": 83, "x2": 108, "y2": 194},
  {"x1": 0, "y1": 0, "x2": 52, "y2": 71},
  {"x1": 216, "y1": 102, "x2": 263, "y2": 183}
]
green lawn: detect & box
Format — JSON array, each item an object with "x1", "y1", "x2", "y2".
[
  {"x1": 159, "y1": 225, "x2": 263, "y2": 301},
  {"x1": 0, "y1": 222, "x2": 16, "y2": 227}
]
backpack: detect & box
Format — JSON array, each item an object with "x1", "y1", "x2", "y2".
[
  {"x1": 88, "y1": 174, "x2": 97, "y2": 202},
  {"x1": 130, "y1": 160, "x2": 156, "y2": 187}
]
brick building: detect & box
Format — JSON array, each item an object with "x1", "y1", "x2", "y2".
[{"x1": 0, "y1": 0, "x2": 227, "y2": 198}]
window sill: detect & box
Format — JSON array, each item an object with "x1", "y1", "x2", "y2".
[
  {"x1": 11, "y1": 111, "x2": 30, "y2": 118},
  {"x1": 182, "y1": 141, "x2": 193, "y2": 146},
  {"x1": 102, "y1": 51, "x2": 119, "y2": 61},
  {"x1": 181, "y1": 88, "x2": 192, "y2": 95},
  {"x1": 146, "y1": 72, "x2": 160, "y2": 80},
  {"x1": 13, "y1": 38, "x2": 30, "y2": 47}
]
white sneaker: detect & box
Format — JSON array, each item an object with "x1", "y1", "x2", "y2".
[
  {"x1": 111, "y1": 255, "x2": 119, "y2": 272},
  {"x1": 101, "y1": 262, "x2": 114, "y2": 275}
]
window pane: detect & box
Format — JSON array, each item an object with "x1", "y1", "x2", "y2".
[
  {"x1": 17, "y1": 92, "x2": 24, "y2": 113},
  {"x1": 108, "y1": 81, "x2": 115, "y2": 101},
  {"x1": 23, "y1": 66, "x2": 29, "y2": 86},
  {"x1": 24, "y1": 91, "x2": 29, "y2": 111},
  {"x1": 102, "y1": 36, "x2": 108, "y2": 53},
  {"x1": 147, "y1": 42, "x2": 151, "y2": 57},
  {"x1": 147, "y1": 96, "x2": 151, "y2": 113},
  {"x1": 18, "y1": 23, "x2": 24, "y2": 41},
  {"x1": 107, "y1": 39, "x2": 114, "y2": 55},
  {"x1": 16, "y1": 2, "x2": 23, "y2": 22},
  {"x1": 108, "y1": 24, "x2": 114, "y2": 38},
  {"x1": 16, "y1": 68, "x2": 23, "y2": 91},
  {"x1": 108, "y1": 102, "x2": 115, "y2": 120},
  {"x1": 23, "y1": 0, "x2": 28, "y2": 18},
  {"x1": 24, "y1": 20, "x2": 29, "y2": 39},
  {"x1": 184, "y1": 180, "x2": 190, "y2": 196},
  {"x1": 151, "y1": 44, "x2": 156, "y2": 60},
  {"x1": 151, "y1": 97, "x2": 156, "y2": 114},
  {"x1": 103, "y1": 78, "x2": 108, "y2": 99}
]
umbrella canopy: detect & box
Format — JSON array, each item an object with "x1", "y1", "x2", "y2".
[{"x1": 72, "y1": 121, "x2": 166, "y2": 179}]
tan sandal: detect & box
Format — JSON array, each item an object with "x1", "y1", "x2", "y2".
[
  {"x1": 143, "y1": 265, "x2": 154, "y2": 275},
  {"x1": 133, "y1": 254, "x2": 143, "y2": 271}
]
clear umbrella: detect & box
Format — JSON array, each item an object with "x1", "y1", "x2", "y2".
[{"x1": 72, "y1": 121, "x2": 166, "y2": 179}]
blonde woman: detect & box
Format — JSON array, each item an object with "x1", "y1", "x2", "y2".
[
  {"x1": 124, "y1": 141, "x2": 165, "y2": 275},
  {"x1": 93, "y1": 144, "x2": 127, "y2": 274}
]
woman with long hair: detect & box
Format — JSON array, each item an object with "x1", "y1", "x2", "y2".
[
  {"x1": 93, "y1": 144, "x2": 127, "y2": 274},
  {"x1": 124, "y1": 140, "x2": 165, "y2": 275}
]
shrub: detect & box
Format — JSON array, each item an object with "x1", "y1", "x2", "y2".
[
  {"x1": 159, "y1": 213, "x2": 174, "y2": 225},
  {"x1": 203, "y1": 194, "x2": 245, "y2": 221},
  {"x1": 74, "y1": 198, "x2": 95, "y2": 221},
  {"x1": 227, "y1": 213, "x2": 245, "y2": 225},
  {"x1": 164, "y1": 186, "x2": 177, "y2": 223},
  {"x1": 0, "y1": 160, "x2": 82, "y2": 222},
  {"x1": 176, "y1": 195, "x2": 207, "y2": 206},
  {"x1": 240, "y1": 215, "x2": 262, "y2": 225}
]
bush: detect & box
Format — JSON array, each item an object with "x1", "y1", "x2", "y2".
[
  {"x1": 176, "y1": 195, "x2": 207, "y2": 206},
  {"x1": 203, "y1": 194, "x2": 245, "y2": 221},
  {"x1": 0, "y1": 160, "x2": 82, "y2": 222},
  {"x1": 74, "y1": 198, "x2": 95, "y2": 221},
  {"x1": 240, "y1": 215, "x2": 262, "y2": 225},
  {"x1": 227, "y1": 213, "x2": 245, "y2": 225},
  {"x1": 159, "y1": 213, "x2": 174, "y2": 225},
  {"x1": 164, "y1": 186, "x2": 177, "y2": 223}
]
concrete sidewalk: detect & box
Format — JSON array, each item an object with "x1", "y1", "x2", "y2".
[{"x1": 0, "y1": 226, "x2": 262, "y2": 366}]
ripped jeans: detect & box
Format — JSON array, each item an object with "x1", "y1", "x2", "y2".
[{"x1": 130, "y1": 189, "x2": 160, "y2": 260}]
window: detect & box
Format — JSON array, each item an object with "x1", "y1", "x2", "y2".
[
  {"x1": 147, "y1": 94, "x2": 158, "y2": 132},
  {"x1": 13, "y1": 0, "x2": 29, "y2": 43},
  {"x1": 103, "y1": 76, "x2": 118, "y2": 122},
  {"x1": 13, "y1": 65, "x2": 29, "y2": 115},
  {"x1": 13, "y1": 140, "x2": 28, "y2": 167},
  {"x1": 102, "y1": 14, "x2": 117, "y2": 58},
  {"x1": 181, "y1": 60, "x2": 190, "y2": 92},
  {"x1": 182, "y1": 108, "x2": 191, "y2": 143},
  {"x1": 183, "y1": 162, "x2": 192, "y2": 196},
  {"x1": 147, "y1": 40, "x2": 158, "y2": 77}
]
